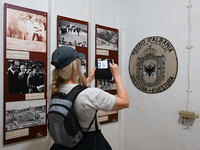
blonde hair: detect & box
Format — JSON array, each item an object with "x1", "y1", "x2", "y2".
[{"x1": 50, "y1": 59, "x2": 87, "y2": 94}]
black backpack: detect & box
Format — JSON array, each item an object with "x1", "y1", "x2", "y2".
[{"x1": 47, "y1": 85, "x2": 97, "y2": 148}]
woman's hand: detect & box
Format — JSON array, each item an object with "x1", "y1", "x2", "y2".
[
  {"x1": 86, "y1": 66, "x2": 96, "y2": 86},
  {"x1": 109, "y1": 63, "x2": 121, "y2": 79}
]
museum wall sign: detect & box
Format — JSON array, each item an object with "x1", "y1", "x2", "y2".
[{"x1": 129, "y1": 36, "x2": 178, "y2": 94}]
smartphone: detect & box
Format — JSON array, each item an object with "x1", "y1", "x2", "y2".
[{"x1": 95, "y1": 59, "x2": 112, "y2": 79}]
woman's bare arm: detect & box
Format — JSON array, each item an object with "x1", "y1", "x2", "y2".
[{"x1": 109, "y1": 63, "x2": 129, "y2": 111}]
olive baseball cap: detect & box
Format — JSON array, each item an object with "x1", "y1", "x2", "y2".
[{"x1": 51, "y1": 46, "x2": 85, "y2": 69}]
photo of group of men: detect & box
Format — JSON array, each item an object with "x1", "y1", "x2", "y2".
[
  {"x1": 58, "y1": 19, "x2": 87, "y2": 47},
  {"x1": 8, "y1": 60, "x2": 45, "y2": 95},
  {"x1": 6, "y1": 8, "x2": 47, "y2": 52}
]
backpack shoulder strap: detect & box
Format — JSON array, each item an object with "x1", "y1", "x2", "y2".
[
  {"x1": 68, "y1": 85, "x2": 99, "y2": 132},
  {"x1": 87, "y1": 110, "x2": 99, "y2": 132}
]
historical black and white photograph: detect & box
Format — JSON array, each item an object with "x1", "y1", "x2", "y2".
[
  {"x1": 5, "y1": 100, "x2": 46, "y2": 131},
  {"x1": 96, "y1": 28, "x2": 118, "y2": 50},
  {"x1": 8, "y1": 60, "x2": 45, "y2": 95},
  {"x1": 96, "y1": 59, "x2": 116, "y2": 90},
  {"x1": 58, "y1": 19, "x2": 87, "y2": 47},
  {"x1": 6, "y1": 8, "x2": 47, "y2": 52},
  {"x1": 97, "y1": 79, "x2": 116, "y2": 90}
]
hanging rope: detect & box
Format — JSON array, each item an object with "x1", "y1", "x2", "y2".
[{"x1": 186, "y1": 0, "x2": 193, "y2": 111}]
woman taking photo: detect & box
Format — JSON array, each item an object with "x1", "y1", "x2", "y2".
[{"x1": 50, "y1": 46, "x2": 129, "y2": 150}]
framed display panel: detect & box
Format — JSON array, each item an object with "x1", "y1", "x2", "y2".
[
  {"x1": 4, "y1": 3, "x2": 48, "y2": 145},
  {"x1": 95, "y1": 24, "x2": 119, "y2": 124},
  {"x1": 57, "y1": 16, "x2": 89, "y2": 77}
]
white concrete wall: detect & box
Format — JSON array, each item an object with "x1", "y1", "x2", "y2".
[{"x1": 122, "y1": 0, "x2": 200, "y2": 150}]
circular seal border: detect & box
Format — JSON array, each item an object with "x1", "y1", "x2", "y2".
[{"x1": 128, "y1": 36, "x2": 178, "y2": 94}]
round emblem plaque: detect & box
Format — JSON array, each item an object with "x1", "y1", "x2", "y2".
[{"x1": 129, "y1": 36, "x2": 178, "y2": 94}]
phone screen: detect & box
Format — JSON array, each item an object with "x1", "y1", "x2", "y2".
[{"x1": 98, "y1": 60, "x2": 108, "y2": 69}]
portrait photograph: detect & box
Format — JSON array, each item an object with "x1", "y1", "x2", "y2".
[
  {"x1": 6, "y1": 7, "x2": 47, "y2": 52},
  {"x1": 8, "y1": 60, "x2": 45, "y2": 95},
  {"x1": 96, "y1": 28, "x2": 118, "y2": 51},
  {"x1": 58, "y1": 19, "x2": 87, "y2": 47},
  {"x1": 5, "y1": 100, "x2": 46, "y2": 131}
]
